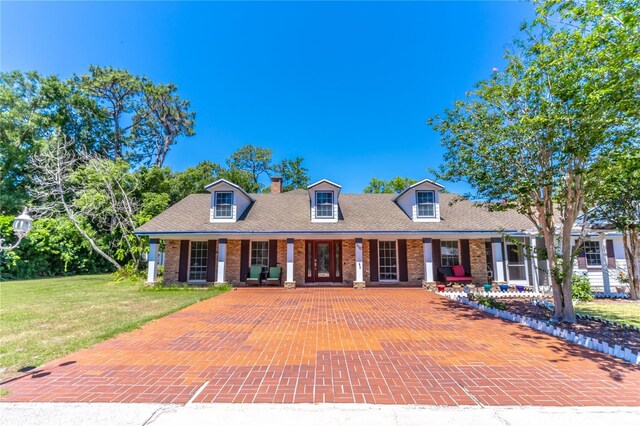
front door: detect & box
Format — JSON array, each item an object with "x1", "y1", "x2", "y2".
[{"x1": 306, "y1": 240, "x2": 342, "y2": 283}]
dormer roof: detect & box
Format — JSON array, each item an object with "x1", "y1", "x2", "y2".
[
  {"x1": 392, "y1": 178, "x2": 444, "y2": 202},
  {"x1": 204, "y1": 178, "x2": 255, "y2": 202},
  {"x1": 307, "y1": 179, "x2": 342, "y2": 192}
]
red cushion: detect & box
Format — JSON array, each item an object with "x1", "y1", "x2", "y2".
[
  {"x1": 444, "y1": 276, "x2": 473, "y2": 282},
  {"x1": 452, "y1": 265, "x2": 465, "y2": 277}
]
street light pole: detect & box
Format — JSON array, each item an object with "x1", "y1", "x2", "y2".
[{"x1": 0, "y1": 209, "x2": 33, "y2": 252}]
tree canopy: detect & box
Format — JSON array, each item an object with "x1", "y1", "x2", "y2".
[{"x1": 428, "y1": 0, "x2": 639, "y2": 321}]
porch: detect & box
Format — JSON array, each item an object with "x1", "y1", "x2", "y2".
[{"x1": 146, "y1": 236, "x2": 547, "y2": 289}]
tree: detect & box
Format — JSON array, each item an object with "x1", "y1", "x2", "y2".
[
  {"x1": 30, "y1": 134, "x2": 121, "y2": 269},
  {"x1": 226, "y1": 144, "x2": 272, "y2": 191},
  {"x1": 0, "y1": 71, "x2": 108, "y2": 214},
  {"x1": 133, "y1": 81, "x2": 195, "y2": 167},
  {"x1": 77, "y1": 66, "x2": 141, "y2": 160},
  {"x1": 364, "y1": 177, "x2": 417, "y2": 194},
  {"x1": 272, "y1": 157, "x2": 310, "y2": 191},
  {"x1": 428, "y1": 0, "x2": 637, "y2": 322},
  {"x1": 77, "y1": 66, "x2": 195, "y2": 167},
  {"x1": 588, "y1": 149, "x2": 640, "y2": 299}
]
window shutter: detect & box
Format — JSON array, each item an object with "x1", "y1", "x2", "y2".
[
  {"x1": 460, "y1": 239, "x2": 471, "y2": 275},
  {"x1": 369, "y1": 239, "x2": 379, "y2": 282},
  {"x1": 206, "y1": 240, "x2": 217, "y2": 282},
  {"x1": 577, "y1": 244, "x2": 587, "y2": 269},
  {"x1": 178, "y1": 240, "x2": 189, "y2": 282},
  {"x1": 398, "y1": 239, "x2": 408, "y2": 282},
  {"x1": 240, "y1": 240, "x2": 250, "y2": 282},
  {"x1": 432, "y1": 239, "x2": 441, "y2": 281},
  {"x1": 606, "y1": 239, "x2": 616, "y2": 268},
  {"x1": 269, "y1": 240, "x2": 278, "y2": 268}
]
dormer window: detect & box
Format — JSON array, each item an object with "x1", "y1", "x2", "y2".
[
  {"x1": 214, "y1": 191, "x2": 234, "y2": 218},
  {"x1": 416, "y1": 190, "x2": 435, "y2": 218},
  {"x1": 315, "y1": 191, "x2": 334, "y2": 218}
]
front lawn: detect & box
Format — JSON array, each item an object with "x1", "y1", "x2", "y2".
[
  {"x1": 575, "y1": 300, "x2": 640, "y2": 327},
  {"x1": 0, "y1": 274, "x2": 230, "y2": 380}
]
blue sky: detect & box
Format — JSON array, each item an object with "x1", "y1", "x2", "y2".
[{"x1": 1, "y1": 1, "x2": 534, "y2": 194}]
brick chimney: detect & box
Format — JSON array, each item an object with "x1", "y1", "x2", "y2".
[{"x1": 271, "y1": 176, "x2": 283, "y2": 194}]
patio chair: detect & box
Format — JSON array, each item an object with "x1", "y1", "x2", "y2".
[
  {"x1": 438, "y1": 265, "x2": 473, "y2": 284},
  {"x1": 245, "y1": 265, "x2": 263, "y2": 286},
  {"x1": 265, "y1": 266, "x2": 282, "y2": 286}
]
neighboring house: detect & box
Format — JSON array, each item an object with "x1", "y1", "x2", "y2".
[{"x1": 135, "y1": 177, "x2": 626, "y2": 291}]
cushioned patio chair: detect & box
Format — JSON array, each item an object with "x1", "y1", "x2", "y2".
[
  {"x1": 265, "y1": 266, "x2": 282, "y2": 286},
  {"x1": 438, "y1": 265, "x2": 473, "y2": 284},
  {"x1": 246, "y1": 265, "x2": 263, "y2": 286}
]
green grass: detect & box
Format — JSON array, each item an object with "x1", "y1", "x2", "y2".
[
  {"x1": 0, "y1": 274, "x2": 230, "y2": 380},
  {"x1": 575, "y1": 301, "x2": 640, "y2": 327}
]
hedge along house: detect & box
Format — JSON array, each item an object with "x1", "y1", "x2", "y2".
[{"x1": 135, "y1": 177, "x2": 626, "y2": 292}]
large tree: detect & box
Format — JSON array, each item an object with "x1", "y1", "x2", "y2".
[
  {"x1": 429, "y1": 0, "x2": 638, "y2": 322},
  {"x1": 364, "y1": 177, "x2": 417, "y2": 194},
  {"x1": 226, "y1": 144, "x2": 272, "y2": 191},
  {"x1": 77, "y1": 65, "x2": 195, "y2": 166},
  {"x1": 272, "y1": 157, "x2": 310, "y2": 192},
  {"x1": 588, "y1": 149, "x2": 640, "y2": 299}
]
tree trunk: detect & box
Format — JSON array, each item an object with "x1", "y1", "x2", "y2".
[{"x1": 623, "y1": 229, "x2": 639, "y2": 300}]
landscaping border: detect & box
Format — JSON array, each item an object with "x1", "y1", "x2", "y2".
[
  {"x1": 531, "y1": 300, "x2": 640, "y2": 332},
  {"x1": 439, "y1": 293, "x2": 640, "y2": 365}
]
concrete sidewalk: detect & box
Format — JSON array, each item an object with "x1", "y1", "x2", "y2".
[{"x1": 2, "y1": 403, "x2": 640, "y2": 426}]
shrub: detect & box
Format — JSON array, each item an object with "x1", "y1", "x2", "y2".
[
  {"x1": 0, "y1": 216, "x2": 113, "y2": 279},
  {"x1": 474, "y1": 295, "x2": 506, "y2": 310},
  {"x1": 571, "y1": 274, "x2": 593, "y2": 302}
]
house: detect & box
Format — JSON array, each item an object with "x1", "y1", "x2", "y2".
[{"x1": 135, "y1": 177, "x2": 627, "y2": 292}]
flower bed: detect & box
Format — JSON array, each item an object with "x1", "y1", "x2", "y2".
[{"x1": 441, "y1": 293, "x2": 640, "y2": 365}]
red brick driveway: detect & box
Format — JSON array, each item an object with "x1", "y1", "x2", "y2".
[{"x1": 2, "y1": 288, "x2": 639, "y2": 405}]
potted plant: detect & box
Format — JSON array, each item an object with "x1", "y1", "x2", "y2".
[
  {"x1": 465, "y1": 284, "x2": 476, "y2": 292},
  {"x1": 436, "y1": 284, "x2": 446, "y2": 292},
  {"x1": 499, "y1": 284, "x2": 509, "y2": 292},
  {"x1": 451, "y1": 283, "x2": 463, "y2": 292},
  {"x1": 483, "y1": 283, "x2": 493, "y2": 292},
  {"x1": 516, "y1": 285, "x2": 525, "y2": 292}
]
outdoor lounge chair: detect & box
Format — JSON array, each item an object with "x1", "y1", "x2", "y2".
[
  {"x1": 265, "y1": 266, "x2": 282, "y2": 286},
  {"x1": 246, "y1": 265, "x2": 263, "y2": 286},
  {"x1": 438, "y1": 265, "x2": 473, "y2": 284}
]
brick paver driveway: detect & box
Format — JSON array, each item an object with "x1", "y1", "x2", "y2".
[{"x1": 2, "y1": 288, "x2": 639, "y2": 405}]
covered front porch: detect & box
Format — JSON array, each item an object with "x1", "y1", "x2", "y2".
[{"x1": 145, "y1": 234, "x2": 549, "y2": 290}]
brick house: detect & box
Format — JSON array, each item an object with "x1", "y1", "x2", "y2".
[{"x1": 135, "y1": 177, "x2": 626, "y2": 292}]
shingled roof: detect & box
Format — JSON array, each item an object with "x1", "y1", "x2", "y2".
[{"x1": 135, "y1": 189, "x2": 534, "y2": 235}]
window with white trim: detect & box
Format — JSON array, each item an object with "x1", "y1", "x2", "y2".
[
  {"x1": 315, "y1": 191, "x2": 334, "y2": 218},
  {"x1": 214, "y1": 191, "x2": 233, "y2": 218},
  {"x1": 251, "y1": 241, "x2": 269, "y2": 267},
  {"x1": 441, "y1": 241, "x2": 460, "y2": 267},
  {"x1": 583, "y1": 241, "x2": 601, "y2": 267},
  {"x1": 379, "y1": 241, "x2": 398, "y2": 281},
  {"x1": 416, "y1": 190, "x2": 436, "y2": 218},
  {"x1": 189, "y1": 241, "x2": 208, "y2": 281}
]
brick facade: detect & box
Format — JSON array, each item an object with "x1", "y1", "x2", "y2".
[
  {"x1": 406, "y1": 239, "x2": 424, "y2": 284},
  {"x1": 469, "y1": 239, "x2": 488, "y2": 284},
  {"x1": 294, "y1": 239, "x2": 306, "y2": 284},
  {"x1": 163, "y1": 240, "x2": 181, "y2": 284},
  {"x1": 341, "y1": 239, "x2": 355, "y2": 283},
  {"x1": 224, "y1": 240, "x2": 241, "y2": 284},
  {"x1": 161, "y1": 237, "x2": 481, "y2": 287}
]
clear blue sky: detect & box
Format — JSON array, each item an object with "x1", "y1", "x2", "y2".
[{"x1": 1, "y1": 1, "x2": 534, "y2": 194}]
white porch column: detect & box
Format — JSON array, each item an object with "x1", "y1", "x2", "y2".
[
  {"x1": 598, "y1": 233, "x2": 611, "y2": 295},
  {"x1": 491, "y1": 237, "x2": 506, "y2": 283},
  {"x1": 216, "y1": 238, "x2": 227, "y2": 283},
  {"x1": 423, "y1": 238, "x2": 434, "y2": 282},
  {"x1": 286, "y1": 238, "x2": 295, "y2": 283},
  {"x1": 146, "y1": 238, "x2": 159, "y2": 283},
  {"x1": 530, "y1": 237, "x2": 540, "y2": 293},
  {"x1": 355, "y1": 238, "x2": 364, "y2": 282}
]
